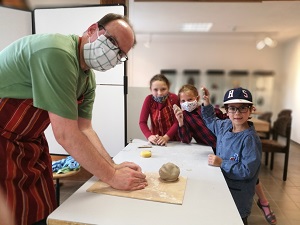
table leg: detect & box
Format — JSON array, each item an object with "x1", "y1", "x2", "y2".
[{"x1": 55, "y1": 178, "x2": 60, "y2": 206}]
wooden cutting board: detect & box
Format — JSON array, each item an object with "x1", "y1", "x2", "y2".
[{"x1": 86, "y1": 172, "x2": 187, "y2": 205}]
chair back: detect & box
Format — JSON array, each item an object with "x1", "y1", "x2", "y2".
[
  {"x1": 261, "y1": 115, "x2": 292, "y2": 181},
  {"x1": 278, "y1": 109, "x2": 292, "y2": 118},
  {"x1": 258, "y1": 112, "x2": 272, "y2": 123},
  {"x1": 257, "y1": 112, "x2": 273, "y2": 139},
  {"x1": 272, "y1": 116, "x2": 292, "y2": 144}
]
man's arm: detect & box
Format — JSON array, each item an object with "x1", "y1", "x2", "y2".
[
  {"x1": 49, "y1": 112, "x2": 147, "y2": 190},
  {"x1": 78, "y1": 117, "x2": 143, "y2": 172},
  {"x1": 77, "y1": 117, "x2": 114, "y2": 165}
]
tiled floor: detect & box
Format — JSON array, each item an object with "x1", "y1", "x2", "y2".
[
  {"x1": 58, "y1": 141, "x2": 300, "y2": 225},
  {"x1": 249, "y1": 141, "x2": 300, "y2": 225}
]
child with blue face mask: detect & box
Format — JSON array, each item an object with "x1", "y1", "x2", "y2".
[{"x1": 139, "y1": 74, "x2": 180, "y2": 146}]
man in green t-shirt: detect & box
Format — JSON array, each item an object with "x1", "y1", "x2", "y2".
[{"x1": 0, "y1": 13, "x2": 147, "y2": 225}]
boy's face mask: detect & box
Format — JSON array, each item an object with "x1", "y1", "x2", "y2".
[
  {"x1": 83, "y1": 34, "x2": 119, "y2": 72},
  {"x1": 180, "y1": 100, "x2": 198, "y2": 112}
]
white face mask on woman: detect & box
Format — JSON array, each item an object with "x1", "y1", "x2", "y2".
[
  {"x1": 83, "y1": 34, "x2": 120, "y2": 72},
  {"x1": 180, "y1": 100, "x2": 199, "y2": 112}
]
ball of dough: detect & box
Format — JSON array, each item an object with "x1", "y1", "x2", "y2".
[
  {"x1": 140, "y1": 150, "x2": 152, "y2": 158},
  {"x1": 159, "y1": 162, "x2": 180, "y2": 182}
]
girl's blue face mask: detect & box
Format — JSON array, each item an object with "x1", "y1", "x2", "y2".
[{"x1": 152, "y1": 94, "x2": 169, "y2": 103}]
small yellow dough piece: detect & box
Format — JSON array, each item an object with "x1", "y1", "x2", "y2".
[{"x1": 140, "y1": 150, "x2": 152, "y2": 158}]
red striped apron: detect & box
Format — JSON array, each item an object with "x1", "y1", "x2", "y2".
[{"x1": 0, "y1": 98, "x2": 56, "y2": 225}]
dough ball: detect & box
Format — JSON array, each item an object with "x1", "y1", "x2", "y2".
[
  {"x1": 140, "y1": 150, "x2": 152, "y2": 158},
  {"x1": 159, "y1": 162, "x2": 180, "y2": 182}
]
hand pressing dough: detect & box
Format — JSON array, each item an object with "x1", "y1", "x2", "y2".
[
  {"x1": 159, "y1": 162, "x2": 180, "y2": 182},
  {"x1": 140, "y1": 150, "x2": 152, "y2": 158}
]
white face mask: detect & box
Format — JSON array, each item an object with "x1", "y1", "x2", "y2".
[
  {"x1": 83, "y1": 35, "x2": 119, "y2": 72},
  {"x1": 180, "y1": 100, "x2": 198, "y2": 112}
]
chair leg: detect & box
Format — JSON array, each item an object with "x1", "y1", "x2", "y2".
[
  {"x1": 264, "y1": 152, "x2": 269, "y2": 166},
  {"x1": 270, "y1": 153, "x2": 275, "y2": 170},
  {"x1": 55, "y1": 178, "x2": 60, "y2": 206},
  {"x1": 283, "y1": 152, "x2": 289, "y2": 181}
]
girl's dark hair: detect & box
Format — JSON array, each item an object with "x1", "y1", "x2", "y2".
[{"x1": 150, "y1": 74, "x2": 170, "y2": 88}]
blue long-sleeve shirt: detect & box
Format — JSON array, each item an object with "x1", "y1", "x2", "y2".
[{"x1": 201, "y1": 104, "x2": 261, "y2": 218}]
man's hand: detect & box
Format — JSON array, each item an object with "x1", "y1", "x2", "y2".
[
  {"x1": 108, "y1": 167, "x2": 148, "y2": 191},
  {"x1": 115, "y1": 161, "x2": 142, "y2": 172}
]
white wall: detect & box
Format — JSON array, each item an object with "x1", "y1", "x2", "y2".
[
  {"x1": 126, "y1": 33, "x2": 300, "y2": 144},
  {"x1": 0, "y1": 7, "x2": 32, "y2": 51},
  {"x1": 128, "y1": 35, "x2": 281, "y2": 87},
  {"x1": 27, "y1": 0, "x2": 99, "y2": 9},
  {"x1": 281, "y1": 37, "x2": 300, "y2": 143},
  {"x1": 127, "y1": 87, "x2": 150, "y2": 141}
]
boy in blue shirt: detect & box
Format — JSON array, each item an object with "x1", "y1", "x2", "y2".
[{"x1": 201, "y1": 87, "x2": 261, "y2": 225}]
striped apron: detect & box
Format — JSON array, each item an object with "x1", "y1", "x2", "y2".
[{"x1": 0, "y1": 98, "x2": 56, "y2": 225}]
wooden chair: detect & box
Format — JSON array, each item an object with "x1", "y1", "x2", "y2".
[
  {"x1": 53, "y1": 170, "x2": 80, "y2": 206},
  {"x1": 257, "y1": 112, "x2": 273, "y2": 165},
  {"x1": 257, "y1": 112, "x2": 272, "y2": 139},
  {"x1": 260, "y1": 116, "x2": 292, "y2": 181},
  {"x1": 51, "y1": 155, "x2": 80, "y2": 206},
  {"x1": 278, "y1": 109, "x2": 292, "y2": 118}
]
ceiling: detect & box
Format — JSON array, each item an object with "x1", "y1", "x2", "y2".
[
  {"x1": 129, "y1": 0, "x2": 300, "y2": 44},
  {"x1": 8, "y1": 0, "x2": 300, "y2": 44}
]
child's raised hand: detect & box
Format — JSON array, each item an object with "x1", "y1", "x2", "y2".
[
  {"x1": 173, "y1": 104, "x2": 184, "y2": 126},
  {"x1": 201, "y1": 87, "x2": 210, "y2": 106}
]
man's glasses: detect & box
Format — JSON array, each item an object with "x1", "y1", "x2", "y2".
[
  {"x1": 226, "y1": 105, "x2": 251, "y2": 113},
  {"x1": 99, "y1": 25, "x2": 128, "y2": 62}
]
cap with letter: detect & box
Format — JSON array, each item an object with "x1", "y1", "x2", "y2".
[{"x1": 223, "y1": 87, "x2": 253, "y2": 105}]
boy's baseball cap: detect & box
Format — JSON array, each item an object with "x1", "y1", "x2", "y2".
[{"x1": 223, "y1": 87, "x2": 253, "y2": 104}]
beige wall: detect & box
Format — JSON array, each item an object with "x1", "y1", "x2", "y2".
[
  {"x1": 127, "y1": 33, "x2": 299, "y2": 144},
  {"x1": 281, "y1": 37, "x2": 300, "y2": 143}
]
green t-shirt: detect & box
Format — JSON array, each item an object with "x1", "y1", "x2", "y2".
[{"x1": 0, "y1": 33, "x2": 96, "y2": 120}]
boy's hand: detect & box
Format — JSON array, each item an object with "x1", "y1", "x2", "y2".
[{"x1": 208, "y1": 154, "x2": 222, "y2": 167}]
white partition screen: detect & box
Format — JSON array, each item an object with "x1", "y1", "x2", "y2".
[{"x1": 0, "y1": 6, "x2": 32, "y2": 51}]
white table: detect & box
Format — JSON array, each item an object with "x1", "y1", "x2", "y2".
[{"x1": 47, "y1": 140, "x2": 243, "y2": 225}]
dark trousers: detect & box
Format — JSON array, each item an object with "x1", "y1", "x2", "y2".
[{"x1": 242, "y1": 216, "x2": 248, "y2": 225}]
